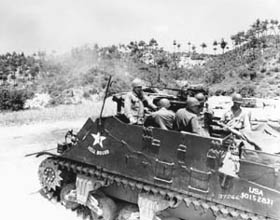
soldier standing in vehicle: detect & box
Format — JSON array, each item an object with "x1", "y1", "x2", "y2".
[
  {"x1": 173, "y1": 97, "x2": 205, "y2": 135},
  {"x1": 195, "y1": 92, "x2": 212, "y2": 137},
  {"x1": 220, "y1": 93, "x2": 251, "y2": 131},
  {"x1": 124, "y1": 78, "x2": 156, "y2": 124}
]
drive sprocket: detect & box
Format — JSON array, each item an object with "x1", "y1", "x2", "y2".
[{"x1": 38, "y1": 158, "x2": 63, "y2": 191}]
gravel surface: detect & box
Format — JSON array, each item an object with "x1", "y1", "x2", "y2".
[{"x1": 0, "y1": 119, "x2": 85, "y2": 220}]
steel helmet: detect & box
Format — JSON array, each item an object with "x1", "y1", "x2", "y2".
[
  {"x1": 186, "y1": 97, "x2": 200, "y2": 107},
  {"x1": 195, "y1": 93, "x2": 206, "y2": 103},
  {"x1": 158, "y1": 98, "x2": 171, "y2": 108},
  {"x1": 131, "y1": 78, "x2": 143, "y2": 88},
  {"x1": 232, "y1": 93, "x2": 243, "y2": 104}
]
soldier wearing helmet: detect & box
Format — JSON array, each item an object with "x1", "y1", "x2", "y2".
[
  {"x1": 144, "y1": 98, "x2": 175, "y2": 130},
  {"x1": 195, "y1": 92, "x2": 206, "y2": 109},
  {"x1": 232, "y1": 93, "x2": 243, "y2": 104},
  {"x1": 173, "y1": 97, "x2": 205, "y2": 135},
  {"x1": 194, "y1": 92, "x2": 212, "y2": 137},
  {"x1": 124, "y1": 78, "x2": 156, "y2": 124},
  {"x1": 220, "y1": 93, "x2": 251, "y2": 131}
]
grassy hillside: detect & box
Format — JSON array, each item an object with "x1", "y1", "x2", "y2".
[
  {"x1": 1, "y1": 19, "x2": 280, "y2": 111},
  {"x1": 200, "y1": 36, "x2": 280, "y2": 97}
]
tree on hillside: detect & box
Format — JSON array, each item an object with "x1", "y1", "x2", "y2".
[
  {"x1": 37, "y1": 51, "x2": 46, "y2": 61},
  {"x1": 231, "y1": 31, "x2": 246, "y2": 50},
  {"x1": 247, "y1": 19, "x2": 271, "y2": 53},
  {"x1": 200, "y1": 43, "x2": 207, "y2": 53},
  {"x1": 149, "y1": 38, "x2": 158, "y2": 49},
  {"x1": 251, "y1": 18, "x2": 262, "y2": 38},
  {"x1": 245, "y1": 27, "x2": 264, "y2": 59},
  {"x1": 230, "y1": 35, "x2": 237, "y2": 49},
  {"x1": 269, "y1": 19, "x2": 279, "y2": 48},
  {"x1": 147, "y1": 38, "x2": 159, "y2": 67},
  {"x1": 138, "y1": 40, "x2": 147, "y2": 50},
  {"x1": 171, "y1": 40, "x2": 178, "y2": 69},
  {"x1": 235, "y1": 31, "x2": 249, "y2": 62},
  {"x1": 213, "y1": 40, "x2": 218, "y2": 54},
  {"x1": 261, "y1": 19, "x2": 269, "y2": 37},
  {"x1": 173, "y1": 40, "x2": 177, "y2": 53},
  {"x1": 187, "y1": 41, "x2": 191, "y2": 54},
  {"x1": 154, "y1": 49, "x2": 170, "y2": 82},
  {"x1": 238, "y1": 31, "x2": 246, "y2": 45},
  {"x1": 191, "y1": 45, "x2": 196, "y2": 54},
  {"x1": 213, "y1": 47, "x2": 217, "y2": 55},
  {"x1": 278, "y1": 24, "x2": 280, "y2": 48},
  {"x1": 127, "y1": 41, "x2": 138, "y2": 55},
  {"x1": 269, "y1": 19, "x2": 278, "y2": 34},
  {"x1": 220, "y1": 38, "x2": 227, "y2": 54},
  {"x1": 177, "y1": 43, "x2": 181, "y2": 53}
]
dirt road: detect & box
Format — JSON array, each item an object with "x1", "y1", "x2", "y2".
[{"x1": 0, "y1": 119, "x2": 86, "y2": 220}]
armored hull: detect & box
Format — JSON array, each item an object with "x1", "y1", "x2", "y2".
[{"x1": 36, "y1": 116, "x2": 280, "y2": 220}]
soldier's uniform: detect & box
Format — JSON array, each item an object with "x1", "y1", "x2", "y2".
[
  {"x1": 124, "y1": 91, "x2": 146, "y2": 124},
  {"x1": 124, "y1": 78, "x2": 156, "y2": 124},
  {"x1": 173, "y1": 97, "x2": 205, "y2": 136},
  {"x1": 144, "y1": 99, "x2": 175, "y2": 130},
  {"x1": 221, "y1": 93, "x2": 251, "y2": 130}
]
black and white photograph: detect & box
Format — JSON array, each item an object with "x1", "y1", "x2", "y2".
[{"x1": 0, "y1": 0, "x2": 280, "y2": 219}]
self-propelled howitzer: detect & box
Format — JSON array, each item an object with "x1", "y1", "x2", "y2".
[{"x1": 34, "y1": 113, "x2": 280, "y2": 220}]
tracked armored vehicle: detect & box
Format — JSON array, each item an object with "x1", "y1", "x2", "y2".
[{"x1": 33, "y1": 82, "x2": 280, "y2": 220}]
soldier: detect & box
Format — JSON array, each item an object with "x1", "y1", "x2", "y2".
[
  {"x1": 195, "y1": 92, "x2": 206, "y2": 110},
  {"x1": 173, "y1": 97, "x2": 205, "y2": 135},
  {"x1": 124, "y1": 78, "x2": 156, "y2": 124},
  {"x1": 144, "y1": 98, "x2": 175, "y2": 130},
  {"x1": 220, "y1": 93, "x2": 251, "y2": 131},
  {"x1": 195, "y1": 92, "x2": 211, "y2": 137}
]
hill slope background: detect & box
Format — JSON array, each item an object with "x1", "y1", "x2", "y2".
[{"x1": 1, "y1": 19, "x2": 280, "y2": 111}]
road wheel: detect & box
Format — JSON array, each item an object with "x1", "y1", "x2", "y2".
[
  {"x1": 91, "y1": 194, "x2": 117, "y2": 220},
  {"x1": 60, "y1": 183, "x2": 79, "y2": 210}
]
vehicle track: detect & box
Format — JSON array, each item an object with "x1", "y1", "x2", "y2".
[{"x1": 39, "y1": 157, "x2": 274, "y2": 220}]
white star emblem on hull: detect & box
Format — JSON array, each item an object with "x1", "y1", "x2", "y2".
[{"x1": 91, "y1": 132, "x2": 106, "y2": 148}]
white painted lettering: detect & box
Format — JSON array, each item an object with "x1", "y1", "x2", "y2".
[
  {"x1": 249, "y1": 187, "x2": 263, "y2": 196},
  {"x1": 88, "y1": 147, "x2": 110, "y2": 156}
]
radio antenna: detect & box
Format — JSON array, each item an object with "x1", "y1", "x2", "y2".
[{"x1": 99, "y1": 75, "x2": 112, "y2": 126}]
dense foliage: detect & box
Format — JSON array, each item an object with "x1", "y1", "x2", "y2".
[{"x1": 0, "y1": 87, "x2": 33, "y2": 111}]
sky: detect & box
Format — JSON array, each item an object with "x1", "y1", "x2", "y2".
[{"x1": 0, "y1": 0, "x2": 280, "y2": 54}]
